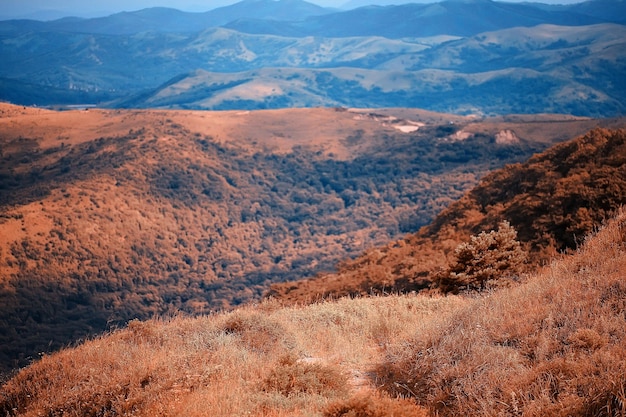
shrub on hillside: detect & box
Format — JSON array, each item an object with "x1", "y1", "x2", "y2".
[
  {"x1": 261, "y1": 355, "x2": 348, "y2": 397},
  {"x1": 221, "y1": 311, "x2": 293, "y2": 355},
  {"x1": 436, "y1": 220, "x2": 526, "y2": 293}
]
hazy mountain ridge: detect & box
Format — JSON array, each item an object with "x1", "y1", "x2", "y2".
[
  {"x1": 259, "y1": 0, "x2": 608, "y2": 38},
  {"x1": 2, "y1": 0, "x2": 334, "y2": 35},
  {"x1": 1, "y1": 0, "x2": 625, "y2": 116},
  {"x1": 1, "y1": 0, "x2": 616, "y2": 37}
]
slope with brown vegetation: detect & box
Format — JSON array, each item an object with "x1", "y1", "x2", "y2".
[
  {"x1": 0, "y1": 291, "x2": 452, "y2": 416},
  {"x1": 269, "y1": 127, "x2": 626, "y2": 303},
  {"x1": 1, "y1": 210, "x2": 625, "y2": 416},
  {"x1": 3, "y1": 103, "x2": 616, "y2": 372},
  {"x1": 377, "y1": 209, "x2": 626, "y2": 416}
]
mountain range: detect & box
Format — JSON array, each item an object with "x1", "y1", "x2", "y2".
[
  {"x1": 1, "y1": 0, "x2": 626, "y2": 116},
  {"x1": 3, "y1": 0, "x2": 623, "y2": 36}
]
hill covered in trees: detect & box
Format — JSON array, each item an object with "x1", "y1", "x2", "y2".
[{"x1": 268, "y1": 127, "x2": 626, "y2": 302}]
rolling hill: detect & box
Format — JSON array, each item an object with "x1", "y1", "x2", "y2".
[
  {"x1": 1, "y1": 103, "x2": 622, "y2": 373},
  {"x1": 117, "y1": 23, "x2": 626, "y2": 116}
]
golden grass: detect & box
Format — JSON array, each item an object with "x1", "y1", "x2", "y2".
[
  {"x1": 2, "y1": 210, "x2": 625, "y2": 416},
  {"x1": 0, "y1": 292, "x2": 454, "y2": 416},
  {"x1": 376, "y1": 209, "x2": 626, "y2": 416}
]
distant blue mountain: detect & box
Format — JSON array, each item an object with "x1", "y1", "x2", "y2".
[
  {"x1": 1, "y1": 0, "x2": 625, "y2": 116},
  {"x1": 1, "y1": 0, "x2": 622, "y2": 37},
  {"x1": 205, "y1": 0, "x2": 334, "y2": 24},
  {"x1": 273, "y1": 0, "x2": 609, "y2": 38},
  {"x1": 9, "y1": 0, "x2": 335, "y2": 35}
]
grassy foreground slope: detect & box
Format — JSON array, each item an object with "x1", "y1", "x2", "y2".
[
  {"x1": 269, "y1": 127, "x2": 626, "y2": 302},
  {"x1": 378, "y1": 209, "x2": 626, "y2": 417},
  {"x1": 1, "y1": 210, "x2": 625, "y2": 416}
]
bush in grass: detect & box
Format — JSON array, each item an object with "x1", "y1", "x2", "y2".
[
  {"x1": 437, "y1": 220, "x2": 526, "y2": 293},
  {"x1": 261, "y1": 355, "x2": 348, "y2": 397}
]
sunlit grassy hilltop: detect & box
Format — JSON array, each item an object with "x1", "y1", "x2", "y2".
[{"x1": 2, "y1": 209, "x2": 625, "y2": 416}]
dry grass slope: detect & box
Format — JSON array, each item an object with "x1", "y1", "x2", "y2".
[
  {"x1": 377, "y1": 209, "x2": 626, "y2": 416},
  {"x1": 0, "y1": 294, "x2": 453, "y2": 416},
  {"x1": 2, "y1": 210, "x2": 625, "y2": 416}
]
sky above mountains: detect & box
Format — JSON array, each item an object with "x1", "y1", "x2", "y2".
[{"x1": 2, "y1": 0, "x2": 587, "y2": 20}]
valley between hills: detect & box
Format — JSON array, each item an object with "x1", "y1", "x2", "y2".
[
  {"x1": 1, "y1": 102, "x2": 625, "y2": 378},
  {"x1": 0, "y1": 115, "x2": 625, "y2": 414}
]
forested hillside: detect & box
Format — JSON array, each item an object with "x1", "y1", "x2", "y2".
[{"x1": 269, "y1": 127, "x2": 626, "y2": 302}]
